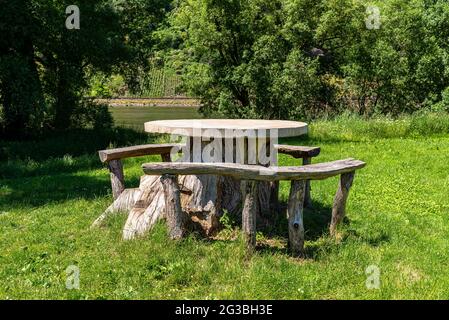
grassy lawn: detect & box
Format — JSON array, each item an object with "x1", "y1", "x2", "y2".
[{"x1": 1, "y1": 113, "x2": 448, "y2": 299}]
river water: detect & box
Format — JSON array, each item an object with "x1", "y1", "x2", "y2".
[{"x1": 110, "y1": 106, "x2": 201, "y2": 131}]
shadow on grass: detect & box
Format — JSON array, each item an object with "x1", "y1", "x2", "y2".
[
  {"x1": 0, "y1": 127, "x2": 157, "y2": 162},
  {"x1": 254, "y1": 201, "x2": 390, "y2": 259},
  {"x1": 0, "y1": 154, "x2": 103, "y2": 179},
  {"x1": 342, "y1": 228, "x2": 390, "y2": 247},
  {"x1": 215, "y1": 200, "x2": 338, "y2": 259},
  {"x1": 0, "y1": 126, "x2": 155, "y2": 209},
  {"x1": 0, "y1": 169, "x2": 142, "y2": 210},
  {"x1": 257, "y1": 200, "x2": 334, "y2": 242},
  {"x1": 0, "y1": 174, "x2": 108, "y2": 209}
]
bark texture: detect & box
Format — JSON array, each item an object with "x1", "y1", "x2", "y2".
[
  {"x1": 330, "y1": 172, "x2": 355, "y2": 236},
  {"x1": 242, "y1": 181, "x2": 258, "y2": 254},
  {"x1": 161, "y1": 174, "x2": 187, "y2": 239},
  {"x1": 108, "y1": 159, "x2": 125, "y2": 200},
  {"x1": 302, "y1": 157, "x2": 312, "y2": 208},
  {"x1": 91, "y1": 188, "x2": 141, "y2": 228},
  {"x1": 123, "y1": 175, "x2": 166, "y2": 240},
  {"x1": 287, "y1": 180, "x2": 306, "y2": 257}
]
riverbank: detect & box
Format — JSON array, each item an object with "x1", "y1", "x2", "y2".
[{"x1": 96, "y1": 97, "x2": 200, "y2": 108}]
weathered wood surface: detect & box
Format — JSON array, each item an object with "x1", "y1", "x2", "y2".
[
  {"x1": 242, "y1": 181, "x2": 258, "y2": 254},
  {"x1": 269, "y1": 181, "x2": 279, "y2": 212},
  {"x1": 123, "y1": 175, "x2": 166, "y2": 240},
  {"x1": 287, "y1": 180, "x2": 306, "y2": 257},
  {"x1": 142, "y1": 159, "x2": 366, "y2": 181},
  {"x1": 302, "y1": 157, "x2": 312, "y2": 208},
  {"x1": 108, "y1": 159, "x2": 125, "y2": 199},
  {"x1": 330, "y1": 171, "x2": 355, "y2": 236},
  {"x1": 161, "y1": 174, "x2": 187, "y2": 239},
  {"x1": 117, "y1": 174, "x2": 241, "y2": 240},
  {"x1": 98, "y1": 143, "x2": 182, "y2": 163},
  {"x1": 118, "y1": 139, "x2": 242, "y2": 240},
  {"x1": 177, "y1": 174, "x2": 222, "y2": 236},
  {"x1": 144, "y1": 119, "x2": 308, "y2": 138},
  {"x1": 91, "y1": 188, "x2": 141, "y2": 228},
  {"x1": 161, "y1": 152, "x2": 172, "y2": 162},
  {"x1": 275, "y1": 145, "x2": 320, "y2": 207},
  {"x1": 275, "y1": 144, "x2": 321, "y2": 158},
  {"x1": 179, "y1": 137, "x2": 243, "y2": 235}
]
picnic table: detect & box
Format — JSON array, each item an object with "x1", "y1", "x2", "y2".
[
  {"x1": 94, "y1": 119, "x2": 308, "y2": 239},
  {"x1": 93, "y1": 119, "x2": 366, "y2": 256}
]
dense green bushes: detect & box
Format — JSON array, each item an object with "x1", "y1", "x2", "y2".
[{"x1": 166, "y1": 0, "x2": 449, "y2": 119}]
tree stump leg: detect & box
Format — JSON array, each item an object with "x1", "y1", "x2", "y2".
[
  {"x1": 330, "y1": 172, "x2": 355, "y2": 236},
  {"x1": 161, "y1": 174, "x2": 187, "y2": 239},
  {"x1": 108, "y1": 159, "x2": 125, "y2": 199},
  {"x1": 242, "y1": 180, "x2": 258, "y2": 254},
  {"x1": 91, "y1": 188, "x2": 141, "y2": 228},
  {"x1": 270, "y1": 181, "x2": 280, "y2": 212},
  {"x1": 123, "y1": 175, "x2": 166, "y2": 240},
  {"x1": 161, "y1": 152, "x2": 171, "y2": 162},
  {"x1": 302, "y1": 157, "x2": 312, "y2": 208},
  {"x1": 178, "y1": 174, "x2": 221, "y2": 236},
  {"x1": 287, "y1": 180, "x2": 306, "y2": 257},
  {"x1": 257, "y1": 181, "x2": 272, "y2": 218},
  {"x1": 119, "y1": 173, "x2": 240, "y2": 240}
]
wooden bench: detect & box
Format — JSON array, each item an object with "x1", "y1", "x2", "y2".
[
  {"x1": 98, "y1": 143, "x2": 320, "y2": 202},
  {"x1": 98, "y1": 143, "x2": 182, "y2": 199},
  {"x1": 142, "y1": 158, "x2": 366, "y2": 257},
  {"x1": 275, "y1": 144, "x2": 321, "y2": 207}
]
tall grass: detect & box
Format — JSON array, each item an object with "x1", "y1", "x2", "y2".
[{"x1": 310, "y1": 111, "x2": 449, "y2": 142}]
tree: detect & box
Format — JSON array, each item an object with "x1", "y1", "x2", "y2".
[
  {"x1": 0, "y1": 0, "x2": 171, "y2": 138},
  {"x1": 0, "y1": 0, "x2": 46, "y2": 137},
  {"x1": 165, "y1": 0, "x2": 449, "y2": 119}
]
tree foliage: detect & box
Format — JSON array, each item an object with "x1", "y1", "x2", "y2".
[
  {"x1": 2, "y1": 0, "x2": 449, "y2": 137},
  {"x1": 166, "y1": 0, "x2": 449, "y2": 119},
  {"x1": 0, "y1": 0, "x2": 170, "y2": 138}
]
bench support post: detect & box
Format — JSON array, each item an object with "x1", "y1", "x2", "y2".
[
  {"x1": 108, "y1": 159, "x2": 125, "y2": 200},
  {"x1": 330, "y1": 171, "x2": 355, "y2": 236},
  {"x1": 242, "y1": 181, "x2": 258, "y2": 254},
  {"x1": 161, "y1": 174, "x2": 186, "y2": 240},
  {"x1": 161, "y1": 152, "x2": 171, "y2": 162},
  {"x1": 270, "y1": 181, "x2": 279, "y2": 212},
  {"x1": 287, "y1": 180, "x2": 306, "y2": 257},
  {"x1": 302, "y1": 157, "x2": 312, "y2": 207}
]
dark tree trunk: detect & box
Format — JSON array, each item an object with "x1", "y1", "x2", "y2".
[{"x1": 54, "y1": 65, "x2": 76, "y2": 131}]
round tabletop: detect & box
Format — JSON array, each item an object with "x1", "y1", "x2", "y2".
[{"x1": 144, "y1": 119, "x2": 308, "y2": 138}]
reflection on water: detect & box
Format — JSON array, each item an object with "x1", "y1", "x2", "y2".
[{"x1": 110, "y1": 106, "x2": 201, "y2": 131}]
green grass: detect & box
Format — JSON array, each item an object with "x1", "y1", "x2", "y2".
[{"x1": 1, "y1": 112, "x2": 449, "y2": 299}]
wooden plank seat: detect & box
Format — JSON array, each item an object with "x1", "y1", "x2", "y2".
[
  {"x1": 98, "y1": 143, "x2": 319, "y2": 202},
  {"x1": 275, "y1": 144, "x2": 321, "y2": 207},
  {"x1": 98, "y1": 143, "x2": 183, "y2": 199},
  {"x1": 275, "y1": 144, "x2": 321, "y2": 159},
  {"x1": 142, "y1": 158, "x2": 366, "y2": 257}
]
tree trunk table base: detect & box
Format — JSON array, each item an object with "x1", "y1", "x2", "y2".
[{"x1": 94, "y1": 172, "x2": 243, "y2": 240}]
